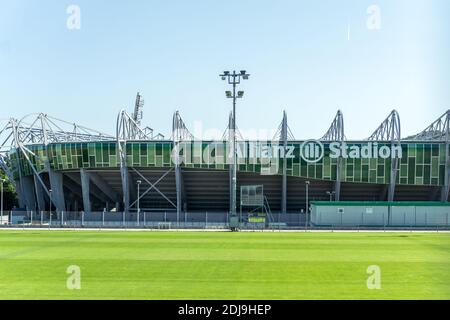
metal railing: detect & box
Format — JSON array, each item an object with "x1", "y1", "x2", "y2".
[
  {"x1": 1, "y1": 210, "x2": 448, "y2": 231},
  {"x1": 3, "y1": 210, "x2": 306, "y2": 229}
]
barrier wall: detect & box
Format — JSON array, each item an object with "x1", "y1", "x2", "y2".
[{"x1": 311, "y1": 202, "x2": 450, "y2": 227}]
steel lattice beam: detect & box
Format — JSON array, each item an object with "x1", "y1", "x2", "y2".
[
  {"x1": 320, "y1": 110, "x2": 346, "y2": 201},
  {"x1": 407, "y1": 110, "x2": 450, "y2": 141},
  {"x1": 321, "y1": 110, "x2": 345, "y2": 141},
  {"x1": 367, "y1": 110, "x2": 401, "y2": 202},
  {"x1": 280, "y1": 111, "x2": 288, "y2": 213},
  {"x1": 367, "y1": 110, "x2": 401, "y2": 142},
  {"x1": 172, "y1": 111, "x2": 192, "y2": 218}
]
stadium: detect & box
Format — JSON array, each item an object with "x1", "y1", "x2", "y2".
[{"x1": 1, "y1": 93, "x2": 450, "y2": 228}]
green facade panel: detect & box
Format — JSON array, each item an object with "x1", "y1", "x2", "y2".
[{"x1": 8, "y1": 141, "x2": 449, "y2": 187}]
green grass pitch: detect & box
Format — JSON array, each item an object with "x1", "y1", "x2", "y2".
[{"x1": 0, "y1": 230, "x2": 449, "y2": 300}]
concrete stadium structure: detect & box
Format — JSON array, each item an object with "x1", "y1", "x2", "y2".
[{"x1": 1, "y1": 96, "x2": 450, "y2": 218}]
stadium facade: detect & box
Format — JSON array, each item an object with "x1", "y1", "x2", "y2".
[{"x1": 1, "y1": 96, "x2": 450, "y2": 217}]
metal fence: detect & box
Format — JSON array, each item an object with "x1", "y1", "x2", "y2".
[
  {"x1": 2, "y1": 210, "x2": 449, "y2": 231},
  {"x1": 5, "y1": 210, "x2": 307, "y2": 230}
]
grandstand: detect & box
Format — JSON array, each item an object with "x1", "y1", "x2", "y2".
[{"x1": 0, "y1": 93, "x2": 449, "y2": 228}]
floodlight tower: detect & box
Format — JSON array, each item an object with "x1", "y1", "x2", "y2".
[
  {"x1": 132, "y1": 92, "x2": 144, "y2": 126},
  {"x1": 220, "y1": 70, "x2": 250, "y2": 226}
]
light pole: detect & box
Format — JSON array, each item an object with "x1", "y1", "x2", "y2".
[
  {"x1": 1, "y1": 178, "x2": 5, "y2": 226},
  {"x1": 49, "y1": 189, "x2": 52, "y2": 226},
  {"x1": 136, "y1": 180, "x2": 141, "y2": 226},
  {"x1": 220, "y1": 70, "x2": 250, "y2": 222},
  {"x1": 326, "y1": 191, "x2": 336, "y2": 201},
  {"x1": 305, "y1": 181, "x2": 310, "y2": 228}
]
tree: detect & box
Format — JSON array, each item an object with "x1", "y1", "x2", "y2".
[{"x1": 0, "y1": 169, "x2": 18, "y2": 210}]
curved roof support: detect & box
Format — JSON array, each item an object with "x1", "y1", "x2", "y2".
[
  {"x1": 172, "y1": 111, "x2": 192, "y2": 217},
  {"x1": 321, "y1": 110, "x2": 345, "y2": 142},
  {"x1": 273, "y1": 110, "x2": 295, "y2": 141},
  {"x1": 116, "y1": 110, "x2": 155, "y2": 141},
  {"x1": 408, "y1": 110, "x2": 450, "y2": 142},
  {"x1": 14, "y1": 113, "x2": 113, "y2": 145},
  {"x1": 17, "y1": 113, "x2": 110, "y2": 211},
  {"x1": 5, "y1": 112, "x2": 112, "y2": 207},
  {"x1": 270, "y1": 111, "x2": 295, "y2": 212},
  {"x1": 320, "y1": 110, "x2": 346, "y2": 201},
  {"x1": 171, "y1": 111, "x2": 194, "y2": 142},
  {"x1": 0, "y1": 118, "x2": 17, "y2": 153},
  {"x1": 222, "y1": 111, "x2": 245, "y2": 141},
  {"x1": 0, "y1": 118, "x2": 19, "y2": 187},
  {"x1": 367, "y1": 110, "x2": 402, "y2": 201},
  {"x1": 367, "y1": 110, "x2": 401, "y2": 142}
]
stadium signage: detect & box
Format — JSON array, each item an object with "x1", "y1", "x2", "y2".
[
  {"x1": 300, "y1": 140, "x2": 403, "y2": 163},
  {"x1": 172, "y1": 142, "x2": 296, "y2": 165},
  {"x1": 246, "y1": 143, "x2": 295, "y2": 159},
  {"x1": 172, "y1": 140, "x2": 402, "y2": 165}
]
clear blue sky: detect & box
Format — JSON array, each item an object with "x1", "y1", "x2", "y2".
[{"x1": 0, "y1": 0, "x2": 449, "y2": 139}]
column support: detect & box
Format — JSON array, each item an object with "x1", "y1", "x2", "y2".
[
  {"x1": 281, "y1": 111, "x2": 288, "y2": 213},
  {"x1": 33, "y1": 174, "x2": 46, "y2": 212},
  {"x1": 441, "y1": 141, "x2": 450, "y2": 201},
  {"x1": 48, "y1": 170, "x2": 66, "y2": 213},
  {"x1": 80, "y1": 169, "x2": 91, "y2": 213},
  {"x1": 22, "y1": 175, "x2": 36, "y2": 211},
  {"x1": 335, "y1": 158, "x2": 342, "y2": 201}
]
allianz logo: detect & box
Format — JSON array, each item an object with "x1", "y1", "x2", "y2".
[{"x1": 300, "y1": 140, "x2": 403, "y2": 163}]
